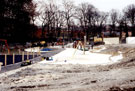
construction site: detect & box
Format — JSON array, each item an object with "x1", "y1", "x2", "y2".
[
  {"x1": 0, "y1": 36, "x2": 135, "y2": 91},
  {"x1": 1, "y1": 0, "x2": 135, "y2": 91}
]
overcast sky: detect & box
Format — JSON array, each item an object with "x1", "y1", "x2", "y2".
[
  {"x1": 34, "y1": 0, "x2": 135, "y2": 25},
  {"x1": 64, "y1": 0, "x2": 135, "y2": 12},
  {"x1": 35, "y1": 0, "x2": 135, "y2": 12},
  {"x1": 85, "y1": 0, "x2": 134, "y2": 12}
]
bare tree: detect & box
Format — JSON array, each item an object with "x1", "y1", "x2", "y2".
[
  {"x1": 76, "y1": 3, "x2": 99, "y2": 39},
  {"x1": 54, "y1": 10, "x2": 65, "y2": 38},
  {"x1": 38, "y1": 2, "x2": 57, "y2": 40},
  {"x1": 116, "y1": 13, "x2": 129, "y2": 40},
  {"x1": 62, "y1": 0, "x2": 75, "y2": 41},
  {"x1": 97, "y1": 12, "x2": 108, "y2": 27},
  {"x1": 95, "y1": 12, "x2": 108, "y2": 34},
  {"x1": 122, "y1": 4, "x2": 135, "y2": 36},
  {"x1": 85, "y1": 4, "x2": 100, "y2": 38},
  {"x1": 117, "y1": 13, "x2": 128, "y2": 30},
  {"x1": 124, "y1": 4, "x2": 135, "y2": 27},
  {"x1": 76, "y1": 3, "x2": 90, "y2": 34},
  {"x1": 109, "y1": 9, "x2": 119, "y2": 32}
]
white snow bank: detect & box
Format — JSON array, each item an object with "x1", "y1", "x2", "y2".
[
  {"x1": 40, "y1": 48, "x2": 123, "y2": 65},
  {"x1": 49, "y1": 45, "x2": 62, "y2": 48},
  {"x1": 25, "y1": 47, "x2": 40, "y2": 52},
  {"x1": 110, "y1": 54, "x2": 123, "y2": 63}
]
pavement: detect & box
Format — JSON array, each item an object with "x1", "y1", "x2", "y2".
[{"x1": 0, "y1": 48, "x2": 65, "y2": 74}]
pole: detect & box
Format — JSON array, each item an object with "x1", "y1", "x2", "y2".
[
  {"x1": 27, "y1": 52, "x2": 29, "y2": 60},
  {"x1": 33, "y1": 51, "x2": 34, "y2": 58},
  {"x1": 38, "y1": 47, "x2": 40, "y2": 56},
  {"x1": 13, "y1": 53, "x2": 15, "y2": 64},
  {"x1": 5, "y1": 54, "x2": 7, "y2": 66},
  {"x1": 37, "y1": 52, "x2": 38, "y2": 57},
  {"x1": 8, "y1": 49, "x2": 10, "y2": 55},
  {"x1": 18, "y1": 49, "x2": 21, "y2": 55},
  {"x1": 22, "y1": 52, "x2": 24, "y2": 61},
  {"x1": 84, "y1": 36, "x2": 86, "y2": 55}
]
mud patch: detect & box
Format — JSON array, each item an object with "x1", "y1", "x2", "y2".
[
  {"x1": 108, "y1": 87, "x2": 135, "y2": 91},
  {"x1": 11, "y1": 84, "x2": 50, "y2": 89}
]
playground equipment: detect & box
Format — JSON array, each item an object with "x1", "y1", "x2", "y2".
[{"x1": 0, "y1": 39, "x2": 10, "y2": 54}]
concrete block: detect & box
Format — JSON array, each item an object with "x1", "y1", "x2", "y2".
[
  {"x1": 103, "y1": 37, "x2": 119, "y2": 44},
  {"x1": 126, "y1": 37, "x2": 135, "y2": 44}
]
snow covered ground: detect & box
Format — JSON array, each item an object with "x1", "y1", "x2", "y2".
[{"x1": 40, "y1": 48, "x2": 123, "y2": 65}]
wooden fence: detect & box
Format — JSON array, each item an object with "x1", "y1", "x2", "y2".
[{"x1": 0, "y1": 51, "x2": 40, "y2": 66}]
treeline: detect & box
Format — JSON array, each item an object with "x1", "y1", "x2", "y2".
[
  {"x1": 36, "y1": 0, "x2": 135, "y2": 41},
  {"x1": 0, "y1": 0, "x2": 135, "y2": 43}
]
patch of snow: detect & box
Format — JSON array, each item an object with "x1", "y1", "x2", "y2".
[
  {"x1": 93, "y1": 47, "x2": 107, "y2": 52},
  {"x1": 110, "y1": 54, "x2": 123, "y2": 63}
]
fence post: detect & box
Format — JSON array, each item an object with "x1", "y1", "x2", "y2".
[
  {"x1": 38, "y1": 47, "x2": 41, "y2": 56},
  {"x1": 8, "y1": 49, "x2": 10, "y2": 55},
  {"x1": 27, "y1": 52, "x2": 29, "y2": 60},
  {"x1": 30, "y1": 47, "x2": 32, "y2": 59},
  {"x1": 5, "y1": 54, "x2": 7, "y2": 66},
  {"x1": 37, "y1": 52, "x2": 38, "y2": 57},
  {"x1": 22, "y1": 52, "x2": 24, "y2": 61},
  {"x1": 18, "y1": 49, "x2": 21, "y2": 55},
  {"x1": 13, "y1": 53, "x2": 15, "y2": 64},
  {"x1": 30, "y1": 47, "x2": 32, "y2": 52},
  {"x1": 33, "y1": 52, "x2": 34, "y2": 58}
]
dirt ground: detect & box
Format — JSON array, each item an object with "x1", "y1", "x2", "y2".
[{"x1": 0, "y1": 44, "x2": 135, "y2": 91}]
